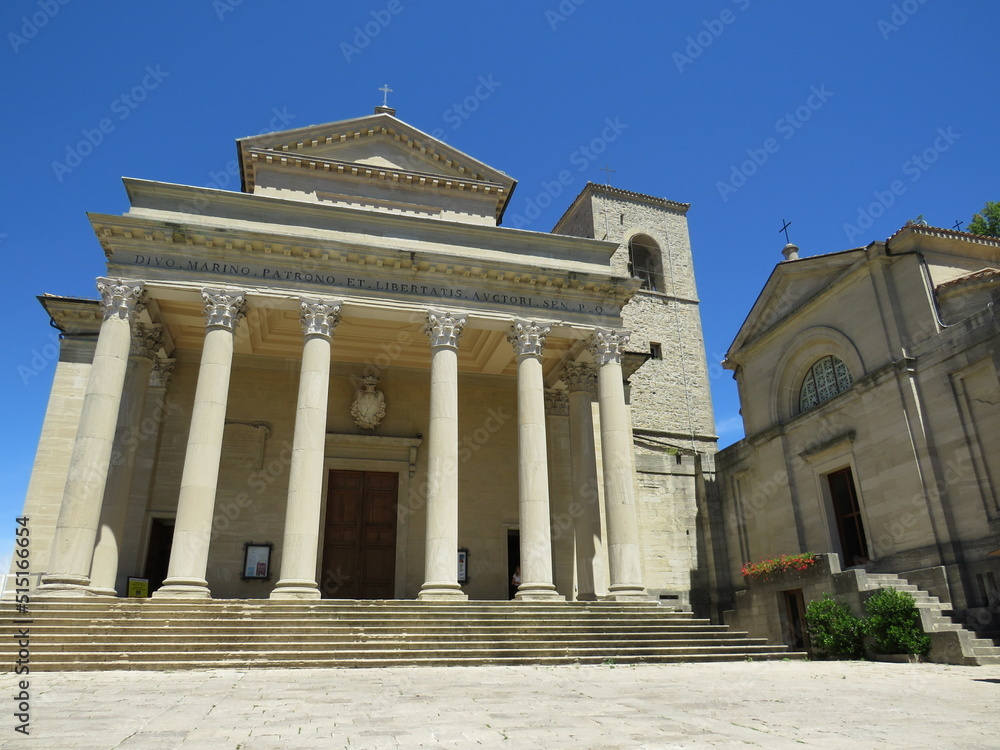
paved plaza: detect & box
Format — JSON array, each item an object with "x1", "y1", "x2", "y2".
[{"x1": 2, "y1": 661, "x2": 998, "y2": 749}]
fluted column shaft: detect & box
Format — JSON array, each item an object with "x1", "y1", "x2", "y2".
[
  {"x1": 564, "y1": 362, "x2": 605, "y2": 601},
  {"x1": 154, "y1": 289, "x2": 245, "y2": 599},
  {"x1": 38, "y1": 278, "x2": 146, "y2": 597},
  {"x1": 591, "y1": 328, "x2": 648, "y2": 600},
  {"x1": 418, "y1": 310, "x2": 468, "y2": 600},
  {"x1": 508, "y1": 319, "x2": 560, "y2": 600},
  {"x1": 271, "y1": 299, "x2": 341, "y2": 600},
  {"x1": 89, "y1": 325, "x2": 162, "y2": 595}
]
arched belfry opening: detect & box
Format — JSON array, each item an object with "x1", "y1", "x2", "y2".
[{"x1": 627, "y1": 234, "x2": 664, "y2": 292}]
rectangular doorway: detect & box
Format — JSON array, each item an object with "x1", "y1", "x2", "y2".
[
  {"x1": 507, "y1": 529, "x2": 520, "y2": 600},
  {"x1": 143, "y1": 517, "x2": 174, "y2": 593},
  {"x1": 321, "y1": 470, "x2": 398, "y2": 599},
  {"x1": 827, "y1": 467, "x2": 869, "y2": 567},
  {"x1": 782, "y1": 589, "x2": 809, "y2": 650}
]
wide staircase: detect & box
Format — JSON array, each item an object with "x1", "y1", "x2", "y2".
[
  {"x1": 861, "y1": 572, "x2": 1000, "y2": 665},
  {"x1": 0, "y1": 599, "x2": 805, "y2": 672}
]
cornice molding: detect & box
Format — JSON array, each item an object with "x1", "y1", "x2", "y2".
[{"x1": 91, "y1": 213, "x2": 637, "y2": 304}]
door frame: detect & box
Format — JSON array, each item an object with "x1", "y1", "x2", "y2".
[{"x1": 321, "y1": 434, "x2": 421, "y2": 599}]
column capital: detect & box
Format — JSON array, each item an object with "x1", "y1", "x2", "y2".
[
  {"x1": 561, "y1": 361, "x2": 597, "y2": 395},
  {"x1": 544, "y1": 388, "x2": 569, "y2": 417},
  {"x1": 202, "y1": 288, "x2": 246, "y2": 331},
  {"x1": 131, "y1": 324, "x2": 163, "y2": 360},
  {"x1": 588, "y1": 327, "x2": 631, "y2": 366},
  {"x1": 299, "y1": 298, "x2": 342, "y2": 338},
  {"x1": 149, "y1": 358, "x2": 176, "y2": 390},
  {"x1": 507, "y1": 318, "x2": 551, "y2": 359},
  {"x1": 96, "y1": 277, "x2": 147, "y2": 322},
  {"x1": 423, "y1": 309, "x2": 467, "y2": 349}
]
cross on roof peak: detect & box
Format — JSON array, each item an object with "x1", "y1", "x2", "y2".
[
  {"x1": 779, "y1": 219, "x2": 792, "y2": 244},
  {"x1": 378, "y1": 84, "x2": 393, "y2": 108}
]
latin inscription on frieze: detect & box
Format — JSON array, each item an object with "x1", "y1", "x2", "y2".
[{"x1": 124, "y1": 253, "x2": 619, "y2": 317}]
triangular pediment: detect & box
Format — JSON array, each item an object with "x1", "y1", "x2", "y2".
[
  {"x1": 729, "y1": 249, "x2": 867, "y2": 356},
  {"x1": 236, "y1": 113, "x2": 515, "y2": 223}
]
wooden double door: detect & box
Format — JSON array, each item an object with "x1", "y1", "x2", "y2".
[{"x1": 320, "y1": 470, "x2": 398, "y2": 599}]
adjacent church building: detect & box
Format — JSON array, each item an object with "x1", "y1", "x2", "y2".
[
  {"x1": 715, "y1": 227, "x2": 1000, "y2": 632},
  {"x1": 18, "y1": 107, "x2": 717, "y2": 607}
]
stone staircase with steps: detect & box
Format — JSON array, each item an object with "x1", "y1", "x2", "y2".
[
  {"x1": 860, "y1": 572, "x2": 1000, "y2": 665},
  {"x1": 0, "y1": 599, "x2": 806, "y2": 672}
]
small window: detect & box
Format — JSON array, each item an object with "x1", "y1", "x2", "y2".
[
  {"x1": 628, "y1": 234, "x2": 664, "y2": 292},
  {"x1": 799, "y1": 355, "x2": 853, "y2": 412},
  {"x1": 649, "y1": 342, "x2": 662, "y2": 360}
]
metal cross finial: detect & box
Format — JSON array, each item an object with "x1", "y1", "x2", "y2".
[
  {"x1": 953, "y1": 220, "x2": 964, "y2": 231},
  {"x1": 599, "y1": 164, "x2": 615, "y2": 187},
  {"x1": 779, "y1": 219, "x2": 792, "y2": 244},
  {"x1": 379, "y1": 84, "x2": 392, "y2": 107}
]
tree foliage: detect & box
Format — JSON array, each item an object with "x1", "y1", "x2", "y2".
[{"x1": 968, "y1": 201, "x2": 1000, "y2": 237}]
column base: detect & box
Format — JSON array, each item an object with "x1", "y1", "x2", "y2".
[
  {"x1": 87, "y1": 586, "x2": 120, "y2": 597},
  {"x1": 602, "y1": 585, "x2": 652, "y2": 602},
  {"x1": 34, "y1": 577, "x2": 108, "y2": 599},
  {"x1": 269, "y1": 580, "x2": 321, "y2": 600},
  {"x1": 576, "y1": 593, "x2": 600, "y2": 602},
  {"x1": 152, "y1": 577, "x2": 212, "y2": 599},
  {"x1": 515, "y1": 584, "x2": 563, "y2": 601},
  {"x1": 417, "y1": 582, "x2": 468, "y2": 601}
]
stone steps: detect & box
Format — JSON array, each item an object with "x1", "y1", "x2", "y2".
[
  {"x1": 860, "y1": 572, "x2": 997, "y2": 665},
  {"x1": 1, "y1": 599, "x2": 804, "y2": 672}
]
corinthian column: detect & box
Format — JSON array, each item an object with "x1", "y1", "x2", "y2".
[
  {"x1": 270, "y1": 299, "x2": 341, "y2": 600},
  {"x1": 562, "y1": 361, "x2": 605, "y2": 601},
  {"x1": 154, "y1": 289, "x2": 245, "y2": 599},
  {"x1": 507, "y1": 318, "x2": 560, "y2": 600},
  {"x1": 38, "y1": 279, "x2": 147, "y2": 597},
  {"x1": 418, "y1": 310, "x2": 468, "y2": 600},
  {"x1": 590, "y1": 328, "x2": 648, "y2": 601},
  {"x1": 89, "y1": 324, "x2": 163, "y2": 595}
]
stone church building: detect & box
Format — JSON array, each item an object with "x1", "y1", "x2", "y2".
[
  {"x1": 715, "y1": 226, "x2": 1000, "y2": 636},
  {"x1": 19, "y1": 108, "x2": 717, "y2": 608}
]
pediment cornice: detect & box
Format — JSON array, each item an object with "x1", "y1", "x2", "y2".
[
  {"x1": 237, "y1": 113, "x2": 516, "y2": 221},
  {"x1": 727, "y1": 248, "x2": 868, "y2": 362}
]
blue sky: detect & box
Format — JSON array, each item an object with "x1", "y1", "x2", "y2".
[{"x1": 1, "y1": 1, "x2": 997, "y2": 555}]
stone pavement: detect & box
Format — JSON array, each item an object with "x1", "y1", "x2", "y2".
[{"x1": 2, "y1": 661, "x2": 998, "y2": 749}]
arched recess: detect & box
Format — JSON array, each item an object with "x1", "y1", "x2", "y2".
[
  {"x1": 625, "y1": 232, "x2": 664, "y2": 292},
  {"x1": 770, "y1": 326, "x2": 866, "y2": 424}
]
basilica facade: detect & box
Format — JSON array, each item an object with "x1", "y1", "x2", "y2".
[{"x1": 19, "y1": 108, "x2": 717, "y2": 606}]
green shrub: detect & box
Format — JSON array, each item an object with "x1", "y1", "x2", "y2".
[
  {"x1": 863, "y1": 588, "x2": 931, "y2": 656},
  {"x1": 805, "y1": 595, "x2": 865, "y2": 659}
]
